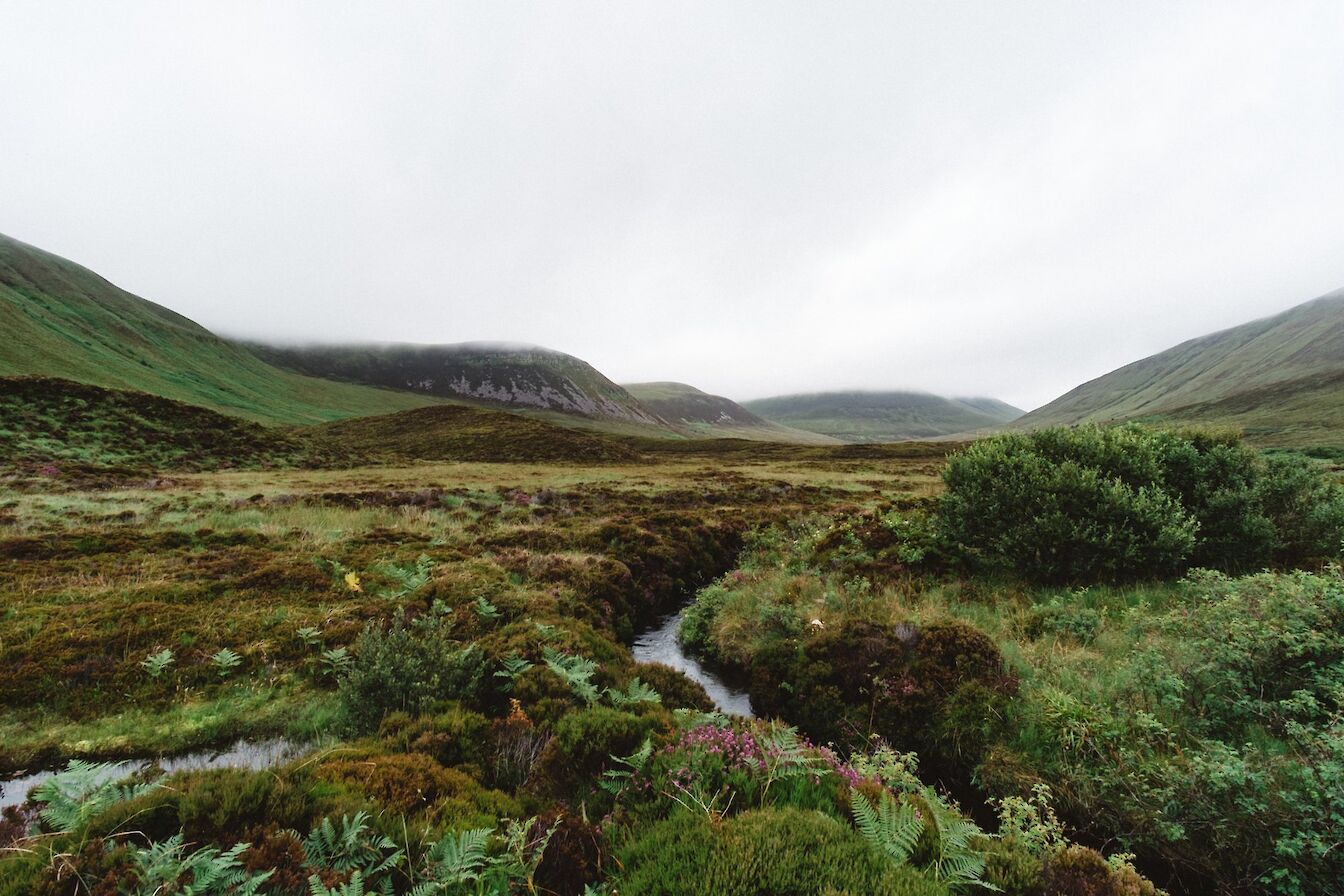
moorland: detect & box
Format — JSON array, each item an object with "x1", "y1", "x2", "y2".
[{"x1": 3, "y1": 234, "x2": 1344, "y2": 896}]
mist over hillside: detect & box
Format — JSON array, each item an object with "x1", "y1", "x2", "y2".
[{"x1": 743, "y1": 390, "x2": 1024, "y2": 442}]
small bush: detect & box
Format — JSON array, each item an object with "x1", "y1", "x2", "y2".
[
  {"x1": 530, "y1": 809, "x2": 608, "y2": 896},
  {"x1": 29, "y1": 837, "x2": 135, "y2": 896},
  {"x1": 337, "y1": 612, "x2": 487, "y2": 733},
  {"x1": 174, "y1": 767, "x2": 316, "y2": 845},
  {"x1": 1041, "y1": 845, "x2": 1155, "y2": 896},
  {"x1": 318, "y1": 753, "x2": 457, "y2": 814},
  {"x1": 531, "y1": 706, "x2": 656, "y2": 798}
]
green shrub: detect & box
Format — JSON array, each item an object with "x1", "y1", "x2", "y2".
[
  {"x1": 1022, "y1": 598, "x2": 1102, "y2": 645},
  {"x1": 337, "y1": 612, "x2": 487, "y2": 733},
  {"x1": 746, "y1": 619, "x2": 1014, "y2": 775},
  {"x1": 981, "y1": 836, "x2": 1044, "y2": 896},
  {"x1": 532, "y1": 706, "x2": 657, "y2": 798},
  {"x1": 680, "y1": 583, "x2": 730, "y2": 659},
  {"x1": 172, "y1": 767, "x2": 318, "y2": 846},
  {"x1": 939, "y1": 424, "x2": 1344, "y2": 584},
  {"x1": 940, "y1": 426, "x2": 1196, "y2": 584},
  {"x1": 616, "y1": 807, "x2": 949, "y2": 896}
]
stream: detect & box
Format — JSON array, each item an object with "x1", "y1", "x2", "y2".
[
  {"x1": 2, "y1": 613, "x2": 747, "y2": 809},
  {"x1": 633, "y1": 608, "x2": 755, "y2": 718},
  {"x1": 0, "y1": 737, "x2": 312, "y2": 810}
]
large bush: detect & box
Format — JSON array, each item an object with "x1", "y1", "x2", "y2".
[{"x1": 939, "y1": 424, "x2": 1344, "y2": 584}]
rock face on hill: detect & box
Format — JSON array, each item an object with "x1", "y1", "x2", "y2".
[{"x1": 251, "y1": 342, "x2": 669, "y2": 427}]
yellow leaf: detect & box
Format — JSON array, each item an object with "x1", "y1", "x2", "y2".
[{"x1": 344, "y1": 571, "x2": 362, "y2": 593}]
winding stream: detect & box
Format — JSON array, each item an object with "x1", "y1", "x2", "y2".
[
  {"x1": 2, "y1": 613, "x2": 747, "y2": 809},
  {"x1": 0, "y1": 737, "x2": 312, "y2": 810},
  {"x1": 633, "y1": 609, "x2": 754, "y2": 717}
]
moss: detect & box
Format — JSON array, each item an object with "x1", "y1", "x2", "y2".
[
  {"x1": 616, "y1": 807, "x2": 950, "y2": 896},
  {"x1": 531, "y1": 706, "x2": 660, "y2": 799}
]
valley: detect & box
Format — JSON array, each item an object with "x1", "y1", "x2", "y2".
[{"x1": 3, "y1": 233, "x2": 1344, "y2": 895}]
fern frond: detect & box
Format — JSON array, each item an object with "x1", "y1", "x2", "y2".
[
  {"x1": 420, "y1": 828, "x2": 492, "y2": 887},
  {"x1": 32, "y1": 759, "x2": 161, "y2": 832},
  {"x1": 605, "y1": 677, "x2": 662, "y2": 707},
  {"x1": 851, "y1": 791, "x2": 923, "y2": 865},
  {"x1": 543, "y1": 648, "x2": 600, "y2": 704}
]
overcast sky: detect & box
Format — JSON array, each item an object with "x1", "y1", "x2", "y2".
[{"x1": 4, "y1": 2, "x2": 1343, "y2": 410}]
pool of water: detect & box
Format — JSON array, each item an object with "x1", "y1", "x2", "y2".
[
  {"x1": 0, "y1": 737, "x2": 312, "y2": 809},
  {"x1": 633, "y1": 609, "x2": 754, "y2": 717}
]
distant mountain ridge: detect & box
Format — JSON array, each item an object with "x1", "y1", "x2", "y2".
[
  {"x1": 743, "y1": 390, "x2": 1024, "y2": 443},
  {"x1": 1018, "y1": 289, "x2": 1344, "y2": 445},
  {"x1": 249, "y1": 341, "x2": 669, "y2": 428}
]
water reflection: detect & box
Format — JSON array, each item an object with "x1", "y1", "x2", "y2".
[
  {"x1": 633, "y1": 610, "x2": 754, "y2": 718},
  {"x1": 1, "y1": 737, "x2": 311, "y2": 809}
]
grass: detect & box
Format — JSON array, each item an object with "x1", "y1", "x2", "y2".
[
  {"x1": 0, "y1": 434, "x2": 938, "y2": 770},
  {"x1": 0, "y1": 685, "x2": 340, "y2": 769}
]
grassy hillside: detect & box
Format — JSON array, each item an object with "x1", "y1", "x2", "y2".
[
  {"x1": 623, "y1": 381, "x2": 840, "y2": 444},
  {"x1": 743, "y1": 390, "x2": 1024, "y2": 442},
  {"x1": 252, "y1": 341, "x2": 671, "y2": 429},
  {"x1": 0, "y1": 377, "x2": 346, "y2": 485},
  {"x1": 1020, "y1": 289, "x2": 1344, "y2": 445},
  {"x1": 0, "y1": 233, "x2": 436, "y2": 424}
]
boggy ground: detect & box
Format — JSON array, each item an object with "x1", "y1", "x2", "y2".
[{"x1": 0, "y1": 449, "x2": 940, "y2": 772}]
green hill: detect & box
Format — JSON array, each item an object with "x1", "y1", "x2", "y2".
[
  {"x1": 251, "y1": 341, "x2": 672, "y2": 430},
  {"x1": 742, "y1": 390, "x2": 1024, "y2": 443},
  {"x1": 0, "y1": 376, "x2": 342, "y2": 484},
  {"x1": 1018, "y1": 289, "x2": 1344, "y2": 446},
  {"x1": 0, "y1": 233, "x2": 436, "y2": 424},
  {"x1": 623, "y1": 381, "x2": 840, "y2": 444}
]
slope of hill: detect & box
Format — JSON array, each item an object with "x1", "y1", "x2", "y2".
[
  {"x1": 303, "y1": 403, "x2": 640, "y2": 464},
  {"x1": 251, "y1": 342, "x2": 671, "y2": 429},
  {"x1": 1019, "y1": 289, "x2": 1344, "y2": 445},
  {"x1": 0, "y1": 377, "x2": 353, "y2": 485},
  {"x1": 0, "y1": 234, "x2": 436, "y2": 424},
  {"x1": 623, "y1": 381, "x2": 840, "y2": 444},
  {"x1": 742, "y1": 390, "x2": 1025, "y2": 442}
]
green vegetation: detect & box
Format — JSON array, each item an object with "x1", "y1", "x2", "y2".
[
  {"x1": 678, "y1": 427, "x2": 1344, "y2": 893},
  {"x1": 1019, "y1": 290, "x2": 1344, "y2": 448},
  {"x1": 743, "y1": 391, "x2": 1024, "y2": 443},
  {"x1": 0, "y1": 233, "x2": 438, "y2": 425},
  {"x1": 4, "y1": 351, "x2": 1339, "y2": 895},
  {"x1": 940, "y1": 424, "x2": 1344, "y2": 583}
]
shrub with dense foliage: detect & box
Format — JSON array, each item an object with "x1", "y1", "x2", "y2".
[
  {"x1": 337, "y1": 612, "x2": 488, "y2": 733},
  {"x1": 939, "y1": 424, "x2": 1344, "y2": 584}
]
